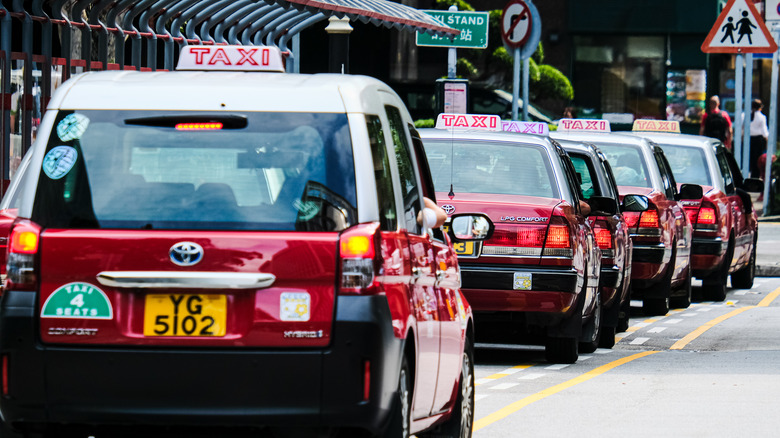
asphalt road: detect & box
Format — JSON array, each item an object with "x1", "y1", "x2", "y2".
[{"x1": 471, "y1": 277, "x2": 780, "y2": 437}]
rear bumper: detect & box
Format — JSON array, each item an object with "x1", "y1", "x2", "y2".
[
  {"x1": 0, "y1": 291, "x2": 402, "y2": 435},
  {"x1": 459, "y1": 264, "x2": 579, "y2": 315},
  {"x1": 630, "y1": 244, "x2": 671, "y2": 283},
  {"x1": 691, "y1": 237, "x2": 728, "y2": 277}
]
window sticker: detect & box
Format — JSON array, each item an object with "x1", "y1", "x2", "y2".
[
  {"x1": 280, "y1": 292, "x2": 311, "y2": 322},
  {"x1": 42, "y1": 146, "x2": 78, "y2": 180},
  {"x1": 41, "y1": 282, "x2": 113, "y2": 319},
  {"x1": 293, "y1": 200, "x2": 320, "y2": 221},
  {"x1": 56, "y1": 113, "x2": 90, "y2": 142}
]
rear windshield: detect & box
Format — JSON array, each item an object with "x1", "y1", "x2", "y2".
[
  {"x1": 598, "y1": 144, "x2": 651, "y2": 188},
  {"x1": 424, "y1": 140, "x2": 558, "y2": 198},
  {"x1": 32, "y1": 110, "x2": 357, "y2": 231},
  {"x1": 656, "y1": 143, "x2": 712, "y2": 187}
]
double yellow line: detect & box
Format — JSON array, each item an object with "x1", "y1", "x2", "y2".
[{"x1": 473, "y1": 286, "x2": 780, "y2": 432}]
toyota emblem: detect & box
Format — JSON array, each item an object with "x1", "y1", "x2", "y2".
[
  {"x1": 170, "y1": 242, "x2": 204, "y2": 266},
  {"x1": 441, "y1": 204, "x2": 456, "y2": 215}
]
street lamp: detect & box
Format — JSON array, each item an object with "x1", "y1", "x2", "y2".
[{"x1": 325, "y1": 16, "x2": 352, "y2": 74}]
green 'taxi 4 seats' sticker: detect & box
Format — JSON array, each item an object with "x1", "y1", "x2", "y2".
[{"x1": 41, "y1": 282, "x2": 113, "y2": 319}]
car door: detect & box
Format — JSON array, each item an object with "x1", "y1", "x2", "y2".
[
  {"x1": 654, "y1": 149, "x2": 690, "y2": 281},
  {"x1": 410, "y1": 127, "x2": 462, "y2": 414},
  {"x1": 719, "y1": 149, "x2": 752, "y2": 265},
  {"x1": 384, "y1": 104, "x2": 440, "y2": 419}
]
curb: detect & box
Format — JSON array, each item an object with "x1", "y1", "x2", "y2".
[
  {"x1": 758, "y1": 215, "x2": 780, "y2": 222},
  {"x1": 757, "y1": 264, "x2": 780, "y2": 277}
]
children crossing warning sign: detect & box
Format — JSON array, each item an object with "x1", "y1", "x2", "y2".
[{"x1": 702, "y1": 0, "x2": 778, "y2": 53}]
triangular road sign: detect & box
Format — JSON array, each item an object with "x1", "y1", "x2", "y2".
[{"x1": 702, "y1": 0, "x2": 778, "y2": 53}]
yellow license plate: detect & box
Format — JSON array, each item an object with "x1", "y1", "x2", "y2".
[
  {"x1": 143, "y1": 294, "x2": 227, "y2": 337},
  {"x1": 452, "y1": 241, "x2": 475, "y2": 256}
]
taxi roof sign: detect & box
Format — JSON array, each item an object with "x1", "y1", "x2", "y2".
[
  {"x1": 502, "y1": 120, "x2": 549, "y2": 135},
  {"x1": 632, "y1": 119, "x2": 681, "y2": 133},
  {"x1": 435, "y1": 113, "x2": 502, "y2": 131},
  {"x1": 556, "y1": 118, "x2": 611, "y2": 133},
  {"x1": 176, "y1": 45, "x2": 285, "y2": 72}
]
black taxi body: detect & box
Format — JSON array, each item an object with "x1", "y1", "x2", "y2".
[
  {"x1": 631, "y1": 125, "x2": 761, "y2": 301},
  {"x1": 0, "y1": 46, "x2": 485, "y2": 438},
  {"x1": 419, "y1": 116, "x2": 602, "y2": 363}
]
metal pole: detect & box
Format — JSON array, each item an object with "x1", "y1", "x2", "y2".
[
  {"x1": 512, "y1": 48, "x2": 520, "y2": 121},
  {"x1": 765, "y1": 29, "x2": 780, "y2": 216},
  {"x1": 735, "y1": 54, "x2": 744, "y2": 164},
  {"x1": 447, "y1": 5, "x2": 457, "y2": 79},
  {"x1": 743, "y1": 53, "x2": 753, "y2": 177},
  {"x1": 522, "y1": 57, "x2": 530, "y2": 121}
]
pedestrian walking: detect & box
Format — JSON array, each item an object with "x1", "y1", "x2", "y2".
[
  {"x1": 750, "y1": 99, "x2": 769, "y2": 178},
  {"x1": 721, "y1": 16, "x2": 736, "y2": 43},
  {"x1": 700, "y1": 95, "x2": 733, "y2": 150},
  {"x1": 737, "y1": 11, "x2": 757, "y2": 44}
]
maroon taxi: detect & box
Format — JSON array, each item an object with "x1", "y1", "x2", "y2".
[
  {"x1": 553, "y1": 120, "x2": 700, "y2": 316},
  {"x1": 421, "y1": 115, "x2": 604, "y2": 363},
  {"x1": 0, "y1": 46, "x2": 488, "y2": 438},
  {"x1": 631, "y1": 120, "x2": 762, "y2": 301}
]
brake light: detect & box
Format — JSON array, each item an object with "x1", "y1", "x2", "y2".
[
  {"x1": 542, "y1": 216, "x2": 573, "y2": 259},
  {"x1": 638, "y1": 210, "x2": 659, "y2": 228},
  {"x1": 4, "y1": 220, "x2": 41, "y2": 293},
  {"x1": 697, "y1": 207, "x2": 716, "y2": 225},
  {"x1": 593, "y1": 221, "x2": 613, "y2": 250},
  {"x1": 339, "y1": 224, "x2": 381, "y2": 295},
  {"x1": 175, "y1": 122, "x2": 223, "y2": 131},
  {"x1": 483, "y1": 225, "x2": 545, "y2": 256}
]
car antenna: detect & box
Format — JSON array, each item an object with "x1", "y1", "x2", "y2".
[
  {"x1": 448, "y1": 183, "x2": 455, "y2": 199},
  {"x1": 449, "y1": 142, "x2": 455, "y2": 199}
]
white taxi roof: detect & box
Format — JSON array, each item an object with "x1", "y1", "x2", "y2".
[
  {"x1": 626, "y1": 131, "x2": 721, "y2": 150},
  {"x1": 48, "y1": 71, "x2": 400, "y2": 114}
]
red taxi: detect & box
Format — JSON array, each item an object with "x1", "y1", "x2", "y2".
[
  {"x1": 630, "y1": 120, "x2": 762, "y2": 301},
  {"x1": 421, "y1": 115, "x2": 604, "y2": 363},
  {"x1": 0, "y1": 46, "x2": 490, "y2": 438},
  {"x1": 554, "y1": 138, "x2": 649, "y2": 344},
  {"x1": 553, "y1": 119, "x2": 700, "y2": 316}
]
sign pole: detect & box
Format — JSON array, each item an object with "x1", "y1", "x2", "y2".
[
  {"x1": 447, "y1": 5, "x2": 457, "y2": 79},
  {"x1": 735, "y1": 54, "x2": 744, "y2": 163},
  {"x1": 764, "y1": 28, "x2": 779, "y2": 216},
  {"x1": 512, "y1": 47, "x2": 520, "y2": 121},
  {"x1": 743, "y1": 53, "x2": 753, "y2": 177},
  {"x1": 522, "y1": 57, "x2": 530, "y2": 121}
]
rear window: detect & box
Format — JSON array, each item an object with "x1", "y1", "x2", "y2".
[
  {"x1": 656, "y1": 143, "x2": 712, "y2": 187},
  {"x1": 424, "y1": 140, "x2": 558, "y2": 198},
  {"x1": 569, "y1": 153, "x2": 599, "y2": 199},
  {"x1": 598, "y1": 144, "x2": 651, "y2": 188},
  {"x1": 32, "y1": 110, "x2": 357, "y2": 231}
]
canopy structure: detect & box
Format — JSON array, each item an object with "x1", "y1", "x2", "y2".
[
  {"x1": 0, "y1": 0, "x2": 457, "y2": 71},
  {"x1": 0, "y1": 0, "x2": 458, "y2": 185}
]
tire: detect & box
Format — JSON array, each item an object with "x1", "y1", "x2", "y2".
[
  {"x1": 545, "y1": 336, "x2": 578, "y2": 364},
  {"x1": 579, "y1": 292, "x2": 602, "y2": 354},
  {"x1": 384, "y1": 356, "x2": 412, "y2": 438},
  {"x1": 598, "y1": 324, "x2": 617, "y2": 349},
  {"x1": 731, "y1": 243, "x2": 756, "y2": 289},
  {"x1": 670, "y1": 269, "x2": 692, "y2": 309},
  {"x1": 702, "y1": 241, "x2": 732, "y2": 302},
  {"x1": 642, "y1": 297, "x2": 670, "y2": 316},
  {"x1": 617, "y1": 286, "x2": 631, "y2": 333},
  {"x1": 640, "y1": 247, "x2": 674, "y2": 316},
  {"x1": 418, "y1": 338, "x2": 474, "y2": 438}
]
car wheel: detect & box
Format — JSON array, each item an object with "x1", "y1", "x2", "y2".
[
  {"x1": 579, "y1": 292, "x2": 602, "y2": 354},
  {"x1": 384, "y1": 356, "x2": 412, "y2": 438},
  {"x1": 640, "y1": 247, "x2": 674, "y2": 316},
  {"x1": 670, "y1": 269, "x2": 692, "y2": 309},
  {"x1": 731, "y1": 243, "x2": 756, "y2": 289},
  {"x1": 598, "y1": 324, "x2": 616, "y2": 349},
  {"x1": 642, "y1": 297, "x2": 670, "y2": 316},
  {"x1": 702, "y1": 242, "x2": 732, "y2": 302},
  {"x1": 617, "y1": 285, "x2": 631, "y2": 333},
  {"x1": 419, "y1": 337, "x2": 474, "y2": 438},
  {"x1": 545, "y1": 336, "x2": 578, "y2": 364}
]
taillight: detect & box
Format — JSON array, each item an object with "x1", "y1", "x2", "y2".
[
  {"x1": 542, "y1": 216, "x2": 573, "y2": 258},
  {"x1": 483, "y1": 225, "x2": 545, "y2": 256},
  {"x1": 339, "y1": 224, "x2": 381, "y2": 295},
  {"x1": 4, "y1": 220, "x2": 41, "y2": 293},
  {"x1": 696, "y1": 205, "x2": 717, "y2": 231},
  {"x1": 638, "y1": 210, "x2": 659, "y2": 228},
  {"x1": 625, "y1": 207, "x2": 661, "y2": 243}
]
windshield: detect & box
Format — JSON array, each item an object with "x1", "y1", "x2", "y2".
[
  {"x1": 598, "y1": 144, "x2": 652, "y2": 188},
  {"x1": 424, "y1": 140, "x2": 558, "y2": 198},
  {"x1": 32, "y1": 110, "x2": 357, "y2": 231},
  {"x1": 656, "y1": 143, "x2": 712, "y2": 187}
]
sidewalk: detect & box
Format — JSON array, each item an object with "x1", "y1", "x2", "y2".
[{"x1": 757, "y1": 220, "x2": 780, "y2": 277}]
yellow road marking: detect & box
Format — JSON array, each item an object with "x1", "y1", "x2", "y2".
[
  {"x1": 670, "y1": 286, "x2": 780, "y2": 350},
  {"x1": 473, "y1": 351, "x2": 659, "y2": 431},
  {"x1": 476, "y1": 364, "x2": 533, "y2": 385}
]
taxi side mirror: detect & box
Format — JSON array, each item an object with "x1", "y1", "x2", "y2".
[
  {"x1": 448, "y1": 213, "x2": 494, "y2": 242},
  {"x1": 621, "y1": 194, "x2": 650, "y2": 212},
  {"x1": 676, "y1": 184, "x2": 703, "y2": 201},
  {"x1": 586, "y1": 196, "x2": 618, "y2": 217},
  {"x1": 742, "y1": 178, "x2": 764, "y2": 193}
]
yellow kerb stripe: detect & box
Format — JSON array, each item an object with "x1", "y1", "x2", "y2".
[{"x1": 473, "y1": 351, "x2": 659, "y2": 431}]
